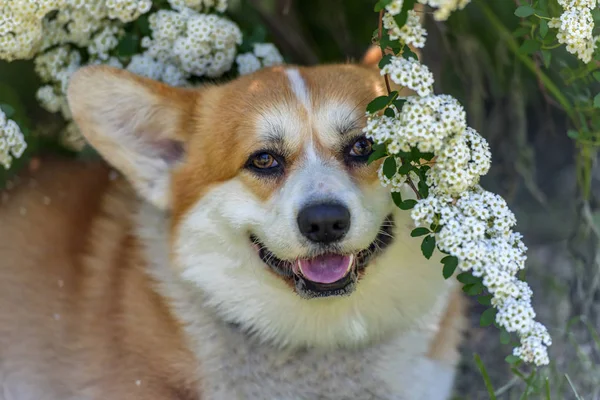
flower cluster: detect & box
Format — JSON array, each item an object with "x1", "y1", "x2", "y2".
[
  {"x1": 236, "y1": 43, "x2": 284, "y2": 75},
  {"x1": 168, "y1": 0, "x2": 228, "y2": 13},
  {"x1": 0, "y1": 109, "x2": 27, "y2": 170},
  {"x1": 549, "y1": 0, "x2": 598, "y2": 63},
  {"x1": 417, "y1": 0, "x2": 471, "y2": 21},
  {"x1": 408, "y1": 183, "x2": 551, "y2": 364},
  {"x1": 383, "y1": 10, "x2": 427, "y2": 48},
  {"x1": 137, "y1": 8, "x2": 242, "y2": 81},
  {"x1": 0, "y1": 0, "x2": 149, "y2": 61},
  {"x1": 381, "y1": 56, "x2": 434, "y2": 96},
  {"x1": 368, "y1": 3, "x2": 550, "y2": 365}
]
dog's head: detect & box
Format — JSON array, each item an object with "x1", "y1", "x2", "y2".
[{"x1": 67, "y1": 53, "x2": 449, "y2": 349}]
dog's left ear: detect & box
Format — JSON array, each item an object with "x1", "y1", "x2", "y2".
[{"x1": 67, "y1": 65, "x2": 197, "y2": 210}]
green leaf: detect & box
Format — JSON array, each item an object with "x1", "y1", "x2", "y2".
[
  {"x1": 512, "y1": 27, "x2": 530, "y2": 38},
  {"x1": 135, "y1": 13, "x2": 152, "y2": 36},
  {"x1": 399, "y1": 199, "x2": 417, "y2": 210},
  {"x1": 374, "y1": 0, "x2": 394, "y2": 12},
  {"x1": 480, "y1": 308, "x2": 497, "y2": 327},
  {"x1": 397, "y1": 161, "x2": 412, "y2": 175},
  {"x1": 593, "y1": 7, "x2": 600, "y2": 23},
  {"x1": 367, "y1": 95, "x2": 390, "y2": 113},
  {"x1": 505, "y1": 355, "x2": 521, "y2": 364},
  {"x1": 367, "y1": 143, "x2": 387, "y2": 164},
  {"x1": 441, "y1": 256, "x2": 458, "y2": 279},
  {"x1": 500, "y1": 330, "x2": 511, "y2": 345},
  {"x1": 384, "y1": 107, "x2": 395, "y2": 118},
  {"x1": 392, "y1": 0, "x2": 416, "y2": 28},
  {"x1": 383, "y1": 156, "x2": 397, "y2": 179},
  {"x1": 378, "y1": 54, "x2": 393, "y2": 69},
  {"x1": 541, "y1": 50, "x2": 552, "y2": 68},
  {"x1": 402, "y1": 48, "x2": 418, "y2": 60},
  {"x1": 518, "y1": 39, "x2": 541, "y2": 55},
  {"x1": 421, "y1": 152, "x2": 435, "y2": 161},
  {"x1": 116, "y1": 32, "x2": 139, "y2": 57},
  {"x1": 0, "y1": 103, "x2": 15, "y2": 118},
  {"x1": 421, "y1": 235, "x2": 436, "y2": 259},
  {"x1": 477, "y1": 295, "x2": 492, "y2": 306},
  {"x1": 463, "y1": 283, "x2": 483, "y2": 296},
  {"x1": 411, "y1": 227, "x2": 430, "y2": 237},
  {"x1": 539, "y1": 19, "x2": 548, "y2": 38},
  {"x1": 593, "y1": 71, "x2": 600, "y2": 82},
  {"x1": 391, "y1": 191, "x2": 403, "y2": 208},
  {"x1": 514, "y1": 5, "x2": 535, "y2": 17},
  {"x1": 392, "y1": 99, "x2": 406, "y2": 111},
  {"x1": 457, "y1": 272, "x2": 479, "y2": 284},
  {"x1": 594, "y1": 93, "x2": 600, "y2": 108},
  {"x1": 417, "y1": 179, "x2": 429, "y2": 198},
  {"x1": 538, "y1": 0, "x2": 547, "y2": 11}
]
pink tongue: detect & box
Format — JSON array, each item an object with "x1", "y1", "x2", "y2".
[{"x1": 297, "y1": 254, "x2": 354, "y2": 284}]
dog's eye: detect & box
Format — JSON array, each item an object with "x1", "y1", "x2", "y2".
[
  {"x1": 349, "y1": 137, "x2": 374, "y2": 158},
  {"x1": 252, "y1": 153, "x2": 278, "y2": 169},
  {"x1": 247, "y1": 152, "x2": 282, "y2": 174}
]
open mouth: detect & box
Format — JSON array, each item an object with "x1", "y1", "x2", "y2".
[{"x1": 250, "y1": 215, "x2": 395, "y2": 299}]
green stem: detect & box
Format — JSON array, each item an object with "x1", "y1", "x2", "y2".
[
  {"x1": 474, "y1": 354, "x2": 498, "y2": 400},
  {"x1": 534, "y1": 14, "x2": 552, "y2": 20},
  {"x1": 541, "y1": 43, "x2": 562, "y2": 50}
]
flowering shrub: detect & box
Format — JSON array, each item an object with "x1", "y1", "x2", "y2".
[
  {"x1": 365, "y1": 0, "x2": 553, "y2": 366},
  {"x1": 0, "y1": 0, "x2": 283, "y2": 153}
]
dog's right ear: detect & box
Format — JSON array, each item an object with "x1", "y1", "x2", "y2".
[{"x1": 67, "y1": 65, "x2": 197, "y2": 210}]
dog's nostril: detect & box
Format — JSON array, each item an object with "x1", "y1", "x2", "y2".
[
  {"x1": 333, "y1": 221, "x2": 346, "y2": 230},
  {"x1": 297, "y1": 203, "x2": 351, "y2": 244}
]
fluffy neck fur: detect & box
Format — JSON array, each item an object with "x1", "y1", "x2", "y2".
[{"x1": 136, "y1": 201, "x2": 459, "y2": 400}]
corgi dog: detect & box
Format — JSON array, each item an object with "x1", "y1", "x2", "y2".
[{"x1": 0, "y1": 47, "x2": 465, "y2": 399}]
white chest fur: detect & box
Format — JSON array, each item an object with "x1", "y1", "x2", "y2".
[{"x1": 185, "y1": 307, "x2": 457, "y2": 400}]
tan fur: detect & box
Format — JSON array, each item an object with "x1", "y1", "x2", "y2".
[
  {"x1": 0, "y1": 158, "x2": 199, "y2": 399},
  {"x1": 427, "y1": 287, "x2": 467, "y2": 365}
]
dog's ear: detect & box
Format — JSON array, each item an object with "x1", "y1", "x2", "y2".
[
  {"x1": 67, "y1": 65, "x2": 197, "y2": 210},
  {"x1": 362, "y1": 46, "x2": 384, "y2": 67}
]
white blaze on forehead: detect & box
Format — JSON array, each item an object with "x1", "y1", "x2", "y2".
[
  {"x1": 285, "y1": 67, "x2": 319, "y2": 161},
  {"x1": 285, "y1": 68, "x2": 311, "y2": 111}
]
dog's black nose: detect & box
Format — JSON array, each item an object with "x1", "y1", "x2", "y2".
[{"x1": 297, "y1": 203, "x2": 351, "y2": 244}]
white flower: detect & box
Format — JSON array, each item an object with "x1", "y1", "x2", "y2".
[
  {"x1": 168, "y1": 0, "x2": 228, "y2": 13},
  {"x1": 427, "y1": 126, "x2": 491, "y2": 195},
  {"x1": 381, "y1": 56, "x2": 434, "y2": 96},
  {"x1": 236, "y1": 52, "x2": 261, "y2": 75},
  {"x1": 142, "y1": 8, "x2": 242, "y2": 78},
  {"x1": 383, "y1": 10, "x2": 427, "y2": 48},
  {"x1": 105, "y1": 0, "x2": 152, "y2": 23},
  {"x1": 385, "y1": 0, "x2": 404, "y2": 15},
  {"x1": 236, "y1": 43, "x2": 284, "y2": 75},
  {"x1": 405, "y1": 185, "x2": 549, "y2": 365},
  {"x1": 417, "y1": 0, "x2": 471, "y2": 21},
  {"x1": 0, "y1": 109, "x2": 27, "y2": 170},
  {"x1": 552, "y1": 0, "x2": 597, "y2": 62},
  {"x1": 253, "y1": 43, "x2": 284, "y2": 67}
]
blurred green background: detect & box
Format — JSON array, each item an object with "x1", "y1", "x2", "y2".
[{"x1": 1, "y1": 0, "x2": 599, "y2": 398}]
